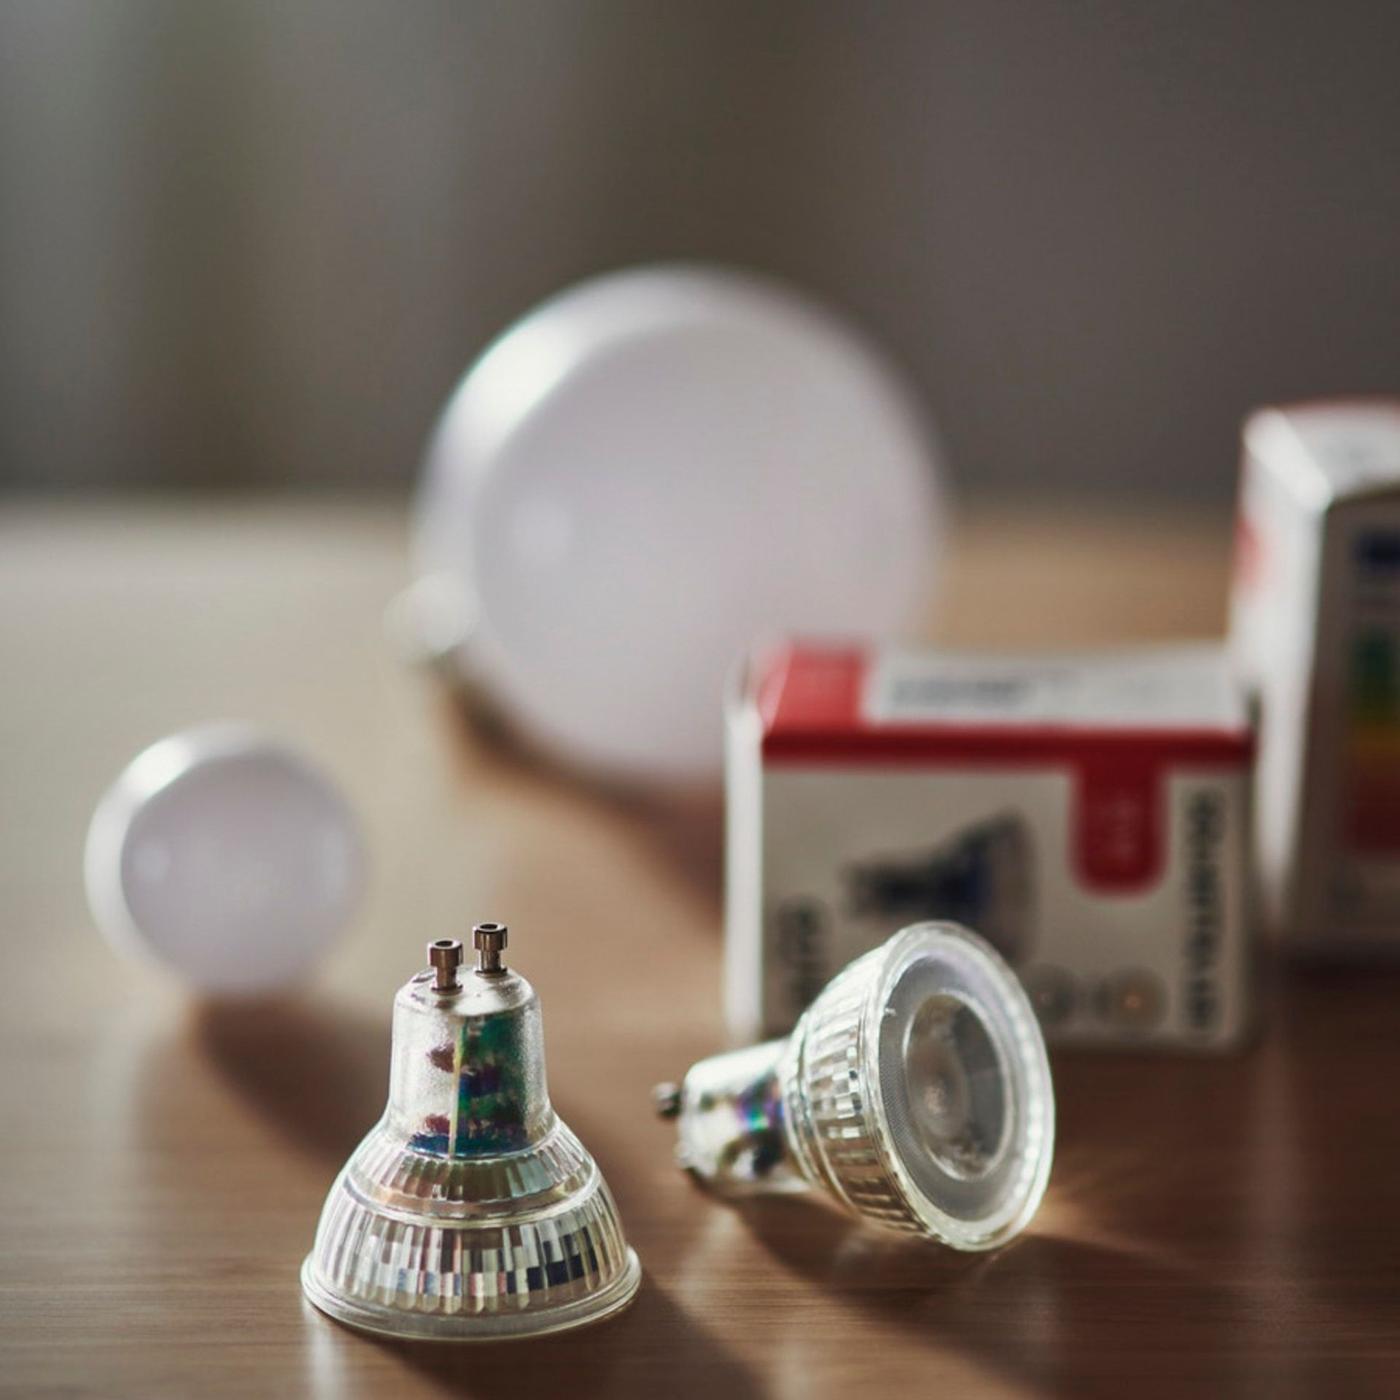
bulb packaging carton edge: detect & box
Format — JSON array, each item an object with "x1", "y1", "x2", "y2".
[
  {"x1": 1230, "y1": 398, "x2": 1400, "y2": 957},
  {"x1": 725, "y1": 641, "x2": 1255, "y2": 1051}
]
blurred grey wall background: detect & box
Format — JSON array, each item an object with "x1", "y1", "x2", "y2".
[{"x1": 2, "y1": 0, "x2": 1398, "y2": 499}]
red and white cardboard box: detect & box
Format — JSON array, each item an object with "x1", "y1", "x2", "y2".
[
  {"x1": 1230, "y1": 399, "x2": 1400, "y2": 954},
  {"x1": 726, "y1": 642, "x2": 1254, "y2": 1049}
]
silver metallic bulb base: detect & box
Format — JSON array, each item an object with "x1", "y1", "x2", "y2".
[
  {"x1": 299, "y1": 1139, "x2": 642, "y2": 1343},
  {"x1": 666, "y1": 922, "x2": 1055, "y2": 1251},
  {"x1": 302, "y1": 929, "x2": 641, "y2": 1341}
]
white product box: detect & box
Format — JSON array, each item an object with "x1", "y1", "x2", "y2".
[
  {"x1": 725, "y1": 642, "x2": 1254, "y2": 1049},
  {"x1": 1229, "y1": 399, "x2": 1400, "y2": 954}
]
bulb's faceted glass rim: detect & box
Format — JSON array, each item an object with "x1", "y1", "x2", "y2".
[
  {"x1": 860, "y1": 922, "x2": 1055, "y2": 1251},
  {"x1": 300, "y1": 1246, "x2": 642, "y2": 1343}
]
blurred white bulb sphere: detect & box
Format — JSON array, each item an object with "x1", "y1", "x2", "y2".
[
  {"x1": 410, "y1": 264, "x2": 946, "y2": 782},
  {"x1": 84, "y1": 726, "x2": 364, "y2": 995}
]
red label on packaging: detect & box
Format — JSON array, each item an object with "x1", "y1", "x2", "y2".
[
  {"x1": 752, "y1": 642, "x2": 1250, "y2": 897},
  {"x1": 1072, "y1": 754, "x2": 1163, "y2": 891}
]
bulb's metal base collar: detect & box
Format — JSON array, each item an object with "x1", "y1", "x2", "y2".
[{"x1": 301, "y1": 1249, "x2": 641, "y2": 1343}]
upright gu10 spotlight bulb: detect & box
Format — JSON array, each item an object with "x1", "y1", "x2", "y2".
[
  {"x1": 658, "y1": 923, "x2": 1054, "y2": 1250},
  {"x1": 302, "y1": 924, "x2": 641, "y2": 1340}
]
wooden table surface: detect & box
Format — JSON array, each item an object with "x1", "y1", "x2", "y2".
[{"x1": 3, "y1": 497, "x2": 1398, "y2": 1399}]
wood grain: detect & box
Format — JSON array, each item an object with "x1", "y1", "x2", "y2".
[{"x1": 2, "y1": 497, "x2": 1397, "y2": 1399}]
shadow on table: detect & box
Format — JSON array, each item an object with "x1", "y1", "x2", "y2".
[
  {"x1": 196, "y1": 998, "x2": 391, "y2": 1163},
  {"x1": 731, "y1": 1194, "x2": 1206, "y2": 1399},
  {"x1": 721, "y1": 1015, "x2": 1398, "y2": 1399},
  {"x1": 438, "y1": 687, "x2": 726, "y2": 913},
  {"x1": 364, "y1": 1280, "x2": 760, "y2": 1400},
  {"x1": 196, "y1": 997, "x2": 743, "y2": 1398},
  {"x1": 193, "y1": 992, "x2": 712, "y2": 1267},
  {"x1": 148, "y1": 967, "x2": 1400, "y2": 1394},
  {"x1": 195, "y1": 996, "x2": 683, "y2": 1188}
]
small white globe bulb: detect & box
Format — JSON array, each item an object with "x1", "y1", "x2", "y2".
[{"x1": 84, "y1": 725, "x2": 364, "y2": 995}]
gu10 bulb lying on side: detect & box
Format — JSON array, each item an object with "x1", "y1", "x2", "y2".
[
  {"x1": 657, "y1": 923, "x2": 1054, "y2": 1250},
  {"x1": 302, "y1": 924, "x2": 641, "y2": 1341}
]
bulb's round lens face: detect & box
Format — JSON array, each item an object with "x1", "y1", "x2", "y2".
[
  {"x1": 901, "y1": 993, "x2": 1008, "y2": 1181},
  {"x1": 875, "y1": 935, "x2": 1050, "y2": 1238}
]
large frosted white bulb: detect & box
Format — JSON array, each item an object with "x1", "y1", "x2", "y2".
[
  {"x1": 410, "y1": 264, "x2": 945, "y2": 782},
  {"x1": 84, "y1": 725, "x2": 364, "y2": 995}
]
